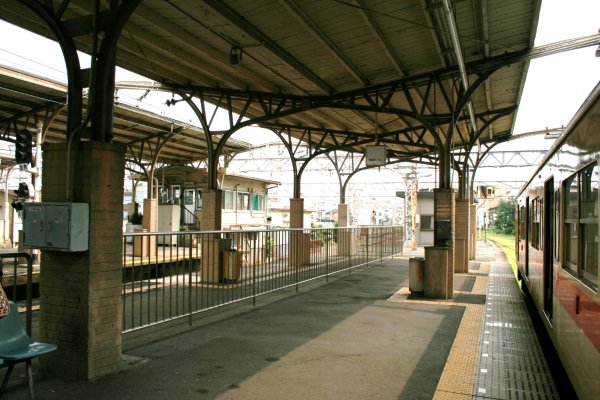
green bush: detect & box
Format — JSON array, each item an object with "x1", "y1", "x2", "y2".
[{"x1": 492, "y1": 199, "x2": 515, "y2": 234}]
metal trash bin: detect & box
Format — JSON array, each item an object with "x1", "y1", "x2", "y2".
[{"x1": 409, "y1": 257, "x2": 425, "y2": 293}]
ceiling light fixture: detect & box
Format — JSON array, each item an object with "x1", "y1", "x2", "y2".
[{"x1": 230, "y1": 47, "x2": 243, "y2": 65}]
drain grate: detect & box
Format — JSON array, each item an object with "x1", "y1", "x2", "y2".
[{"x1": 472, "y1": 262, "x2": 559, "y2": 399}]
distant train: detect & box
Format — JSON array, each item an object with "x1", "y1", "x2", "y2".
[{"x1": 516, "y1": 82, "x2": 600, "y2": 400}]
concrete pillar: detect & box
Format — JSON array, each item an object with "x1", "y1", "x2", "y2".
[
  {"x1": 434, "y1": 189, "x2": 454, "y2": 297},
  {"x1": 337, "y1": 203, "x2": 349, "y2": 227},
  {"x1": 454, "y1": 199, "x2": 469, "y2": 273},
  {"x1": 201, "y1": 190, "x2": 222, "y2": 231},
  {"x1": 201, "y1": 190, "x2": 224, "y2": 282},
  {"x1": 424, "y1": 246, "x2": 450, "y2": 299},
  {"x1": 143, "y1": 198, "x2": 157, "y2": 232},
  {"x1": 289, "y1": 198, "x2": 304, "y2": 229},
  {"x1": 289, "y1": 198, "x2": 309, "y2": 266},
  {"x1": 133, "y1": 198, "x2": 157, "y2": 258},
  {"x1": 337, "y1": 203, "x2": 355, "y2": 256},
  {"x1": 39, "y1": 142, "x2": 125, "y2": 380},
  {"x1": 469, "y1": 204, "x2": 477, "y2": 259},
  {"x1": 3, "y1": 173, "x2": 9, "y2": 242}
]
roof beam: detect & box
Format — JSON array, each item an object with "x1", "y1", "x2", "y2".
[
  {"x1": 133, "y1": 3, "x2": 278, "y2": 92},
  {"x1": 202, "y1": 0, "x2": 333, "y2": 94},
  {"x1": 280, "y1": 0, "x2": 368, "y2": 86},
  {"x1": 420, "y1": 0, "x2": 452, "y2": 68},
  {"x1": 353, "y1": 0, "x2": 431, "y2": 129},
  {"x1": 441, "y1": 0, "x2": 478, "y2": 136},
  {"x1": 470, "y1": 0, "x2": 494, "y2": 138},
  {"x1": 354, "y1": 0, "x2": 408, "y2": 77}
]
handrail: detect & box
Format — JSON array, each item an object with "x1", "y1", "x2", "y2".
[
  {"x1": 0, "y1": 251, "x2": 34, "y2": 335},
  {"x1": 121, "y1": 225, "x2": 404, "y2": 333},
  {"x1": 123, "y1": 224, "x2": 395, "y2": 237},
  {"x1": 181, "y1": 206, "x2": 201, "y2": 229}
]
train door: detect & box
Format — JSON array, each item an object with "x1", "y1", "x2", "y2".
[{"x1": 543, "y1": 179, "x2": 554, "y2": 321}]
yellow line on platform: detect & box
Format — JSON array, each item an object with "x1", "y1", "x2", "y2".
[{"x1": 387, "y1": 272, "x2": 488, "y2": 400}]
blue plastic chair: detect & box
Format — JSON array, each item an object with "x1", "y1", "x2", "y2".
[{"x1": 0, "y1": 302, "x2": 57, "y2": 399}]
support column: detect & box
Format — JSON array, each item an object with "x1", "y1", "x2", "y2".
[
  {"x1": 337, "y1": 203, "x2": 355, "y2": 256},
  {"x1": 201, "y1": 190, "x2": 224, "y2": 283},
  {"x1": 290, "y1": 198, "x2": 309, "y2": 266},
  {"x1": 2, "y1": 171, "x2": 9, "y2": 242},
  {"x1": 201, "y1": 190, "x2": 222, "y2": 231},
  {"x1": 134, "y1": 198, "x2": 157, "y2": 257},
  {"x1": 454, "y1": 199, "x2": 469, "y2": 273},
  {"x1": 337, "y1": 203, "x2": 349, "y2": 227},
  {"x1": 290, "y1": 198, "x2": 304, "y2": 229},
  {"x1": 469, "y1": 203, "x2": 477, "y2": 259},
  {"x1": 39, "y1": 142, "x2": 125, "y2": 380},
  {"x1": 424, "y1": 246, "x2": 450, "y2": 299},
  {"x1": 433, "y1": 188, "x2": 455, "y2": 298}
]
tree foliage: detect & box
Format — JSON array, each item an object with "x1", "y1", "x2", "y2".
[{"x1": 493, "y1": 199, "x2": 516, "y2": 235}]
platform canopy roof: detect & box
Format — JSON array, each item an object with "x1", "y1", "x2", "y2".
[
  {"x1": 0, "y1": 65, "x2": 252, "y2": 167},
  {"x1": 0, "y1": 0, "x2": 598, "y2": 168}
]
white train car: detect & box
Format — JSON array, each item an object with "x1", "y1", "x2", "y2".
[{"x1": 516, "y1": 83, "x2": 600, "y2": 400}]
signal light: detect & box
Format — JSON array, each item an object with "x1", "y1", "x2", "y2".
[
  {"x1": 14, "y1": 182, "x2": 30, "y2": 198},
  {"x1": 15, "y1": 129, "x2": 33, "y2": 165}
]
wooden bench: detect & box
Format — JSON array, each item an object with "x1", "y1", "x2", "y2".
[{"x1": 0, "y1": 302, "x2": 57, "y2": 400}]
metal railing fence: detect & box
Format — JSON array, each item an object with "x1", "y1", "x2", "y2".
[{"x1": 122, "y1": 225, "x2": 403, "y2": 333}]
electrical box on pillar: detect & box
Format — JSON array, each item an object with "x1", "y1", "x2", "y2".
[
  {"x1": 22, "y1": 203, "x2": 89, "y2": 252},
  {"x1": 14, "y1": 129, "x2": 33, "y2": 165}
]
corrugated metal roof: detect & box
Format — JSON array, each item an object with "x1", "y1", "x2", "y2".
[
  {"x1": 0, "y1": 65, "x2": 252, "y2": 167},
  {"x1": 0, "y1": 0, "x2": 565, "y2": 167}
]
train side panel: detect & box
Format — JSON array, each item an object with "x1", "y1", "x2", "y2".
[{"x1": 516, "y1": 83, "x2": 600, "y2": 399}]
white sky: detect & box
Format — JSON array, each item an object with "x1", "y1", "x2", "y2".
[
  {"x1": 0, "y1": 1, "x2": 598, "y2": 148},
  {"x1": 512, "y1": 0, "x2": 600, "y2": 135}
]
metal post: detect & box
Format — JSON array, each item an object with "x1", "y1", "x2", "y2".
[
  {"x1": 366, "y1": 228, "x2": 369, "y2": 266},
  {"x1": 253, "y1": 234, "x2": 257, "y2": 306},
  {"x1": 295, "y1": 230, "x2": 300, "y2": 291},
  {"x1": 188, "y1": 241, "x2": 193, "y2": 326},
  {"x1": 325, "y1": 228, "x2": 330, "y2": 282},
  {"x1": 380, "y1": 227, "x2": 384, "y2": 261}
]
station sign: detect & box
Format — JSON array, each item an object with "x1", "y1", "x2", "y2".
[{"x1": 365, "y1": 145, "x2": 387, "y2": 167}]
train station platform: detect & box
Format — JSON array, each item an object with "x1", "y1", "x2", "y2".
[{"x1": 2, "y1": 241, "x2": 560, "y2": 400}]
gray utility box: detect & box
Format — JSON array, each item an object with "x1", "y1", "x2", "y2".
[{"x1": 23, "y1": 202, "x2": 89, "y2": 252}]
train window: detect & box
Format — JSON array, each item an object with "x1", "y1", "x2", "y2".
[
  {"x1": 554, "y1": 189, "x2": 560, "y2": 261},
  {"x1": 564, "y1": 174, "x2": 579, "y2": 273},
  {"x1": 519, "y1": 206, "x2": 526, "y2": 240},
  {"x1": 579, "y1": 163, "x2": 598, "y2": 289},
  {"x1": 531, "y1": 198, "x2": 540, "y2": 250},
  {"x1": 537, "y1": 197, "x2": 543, "y2": 251}
]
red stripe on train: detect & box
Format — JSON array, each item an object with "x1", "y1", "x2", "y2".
[{"x1": 556, "y1": 273, "x2": 600, "y2": 353}]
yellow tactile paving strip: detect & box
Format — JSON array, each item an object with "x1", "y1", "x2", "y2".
[
  {"x1": 432, "y1": 291, "x2": 485, "y2": 399},
  {"x1": 388, "y1": 268, "x2": 488, "y2": 400}
]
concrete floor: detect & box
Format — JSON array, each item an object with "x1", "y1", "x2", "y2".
[{"x1": 2, "y1": 252, "x2": 468, "y2": 400}]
